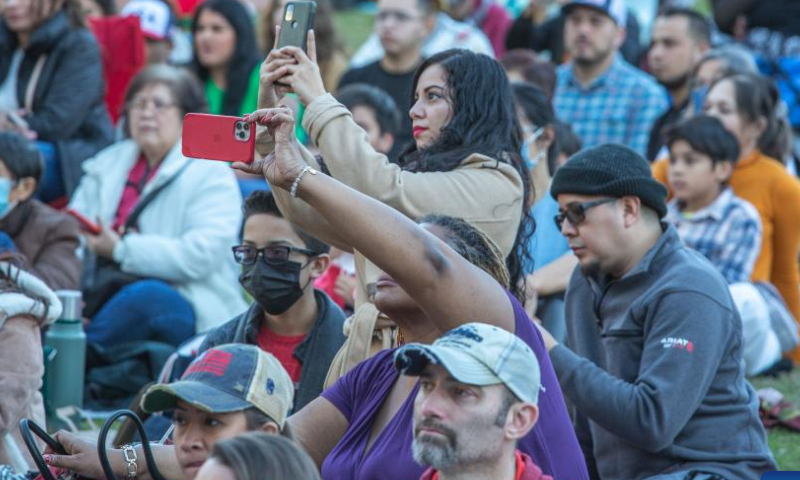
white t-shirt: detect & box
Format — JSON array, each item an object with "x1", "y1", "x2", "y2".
[{"x1": 0, "y1": 50, "x2": 23, "y2": 113}]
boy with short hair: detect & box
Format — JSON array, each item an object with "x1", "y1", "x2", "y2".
[
  {"x1": 335, "y1": 83, "x2": 401, "y2": 156},
  {"x1": 665, "y1": 115, "x2": 760, "y2": 284},
  {"x1": 665, "y1": 115, "x2": 784, "y2": 375}
]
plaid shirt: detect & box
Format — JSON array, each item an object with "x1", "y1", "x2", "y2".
[
  {"x1": 554, "y1": 55, "x2": 668, "y2": 156},
  {"x1": 666, "y1": 188, "x2": 762, "y2": 284}
]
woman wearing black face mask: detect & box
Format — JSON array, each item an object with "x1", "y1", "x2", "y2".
[{"x1": 200, "y1": 191, "x2": 347, "y2": 411}]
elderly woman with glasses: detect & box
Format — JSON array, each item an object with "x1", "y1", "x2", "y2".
[{"x1": 69, "y1": 64, "x2": 246, "y2": 349}]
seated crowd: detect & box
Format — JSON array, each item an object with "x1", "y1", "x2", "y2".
[{"x1": 1, "y1": 0, "x2": 799, "y2": 479}]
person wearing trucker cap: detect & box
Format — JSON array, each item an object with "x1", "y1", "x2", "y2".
[
  {"x1": 44, "y1": 344, "x2": 294, "y2": 480},
  {"x1": 395, "y1": 322, "x2": 553, "y2": 480}
]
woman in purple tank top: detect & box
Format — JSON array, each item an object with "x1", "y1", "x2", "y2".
[{"x1": 235, "y1": 48, "x2": 591, "y2": 480}]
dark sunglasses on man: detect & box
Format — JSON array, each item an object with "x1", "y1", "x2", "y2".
[
  {"x1": 232, "y1": 245, "x2": 317, "y2": 265},
  {"x1": 554, "y1": 198, "x2": 617, "y2": 230}
]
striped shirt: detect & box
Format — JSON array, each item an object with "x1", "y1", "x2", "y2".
[
  {"x1": 666, "y1": 188, "x2": 762, "y2": 284},
  {"x1": 554, "y1": 55, "x2": 668, "y2": 157}
]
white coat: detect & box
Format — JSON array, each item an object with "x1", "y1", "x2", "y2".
[{"x1": 70, "y1": 140, "x2": 247, "y2": 332}]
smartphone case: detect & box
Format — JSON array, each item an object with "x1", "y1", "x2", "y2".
[
  {"x1": 182, "y1": 113, "x2": 255, "y2": 163},
  {"x1": 276, "y1": 1, "x2": 317, "y2": 51},
  {"x1": 66, "y1": 208, "x2": 101, "y2": 235}
]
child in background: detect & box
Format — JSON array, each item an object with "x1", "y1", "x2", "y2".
[
  {"x1": 315, "y1": 84, "x2": 403, "y2": 312},
  {"x1": 665, "y1": 115, "x2": 784, "y2": 375}
]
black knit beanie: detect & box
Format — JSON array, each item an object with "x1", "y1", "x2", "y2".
[{"x1": 551, "y1": 144, "x2": 668, "y2": 218}]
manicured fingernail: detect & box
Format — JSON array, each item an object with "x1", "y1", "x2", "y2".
[{"x1": 43, "y1": 454, "x2": 51, "y2": 464}]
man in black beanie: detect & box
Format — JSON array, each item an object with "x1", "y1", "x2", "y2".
[{"x1": 534, "y1": 144, "x2": 776, "y2": 480}]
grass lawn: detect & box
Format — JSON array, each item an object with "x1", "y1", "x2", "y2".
[
  {"x1": 332, "y1": 7, "x2": 375, "y2": 56},
  {"x1": 750, "y1": 369, "x2": 800, "y2": 471}
]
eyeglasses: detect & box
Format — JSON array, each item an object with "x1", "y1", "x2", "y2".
[
  {"x1": 129, "y1": 97, "x2": 177, "y2": 113},
  {"x1": 554, "y1": 198, "x2": 616, "y2": 230},
  {"x1": 232, "y1": 245, "x2": 317, "y2": 265},
  {"x1": 375, "y1": 10, "x2": 423, "y2": 24}
]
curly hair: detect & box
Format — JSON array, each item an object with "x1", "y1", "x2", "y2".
[{"x1": 419, "y1": 214, "x2": 510, "y2": 290}]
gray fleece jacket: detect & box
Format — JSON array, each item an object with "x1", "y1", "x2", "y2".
[{"x1": 550, "y1": 225, "x2": 776, "y2": 480}]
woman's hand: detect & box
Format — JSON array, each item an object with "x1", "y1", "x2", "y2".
[
  {"x1": 258, "y1": 25, "x2": 298, "y2": 109},
  {"x1": 43, "y1": 430, "x2": 113, "y2": 479},
  {"x1": 279, "y1": 30, "x2": 327, "y2": 107},
  {"x1": 234, "y1": 107, "x2": 308, "y2": 190},
  {"x1": 84, "y1": 222, "x2": 120, "y2": 259}
]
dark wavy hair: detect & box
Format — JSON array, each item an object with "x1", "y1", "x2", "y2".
[
  {"x1": 191, "y1": 0, "x2": 262, "y2": 116},
  {"x1": 399, "y1": 49, "x2": 533, "y2": 301}
]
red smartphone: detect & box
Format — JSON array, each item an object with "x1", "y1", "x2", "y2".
[
  {"x1": 182, "y1": 113, "x2": 256, "y2": 163},
  {"x1": 66, "y1": 209, "x2": 101, "y2": 235}
]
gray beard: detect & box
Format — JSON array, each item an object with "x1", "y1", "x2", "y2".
[{"x1": 412, "y1": 436, "x2": 458, "y2": 471}]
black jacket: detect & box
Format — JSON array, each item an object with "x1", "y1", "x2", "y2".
[
  {"x1": 200, "y1": 290, "x2": 347, "y2": 411},
  {"x1": 0, "y1": 12, "x2": 114, "y2": 196}
]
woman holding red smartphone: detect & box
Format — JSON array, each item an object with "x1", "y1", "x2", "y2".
[
  {"x1": 256, "y1": 34, "x2": 534, "y2": 373},
  {"x1": 68, "y1": 64, "x2": 245, "y2": 349}
]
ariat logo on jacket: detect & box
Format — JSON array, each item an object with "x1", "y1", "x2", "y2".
[{"x1": 660, "y1": 337, "x2": 694, "y2": 353}]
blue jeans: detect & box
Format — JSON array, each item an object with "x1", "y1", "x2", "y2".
[
  {"x1": 86, "y1": 280, "x2": 196, "y2": 347},
  {"x1": 34, "y1": 141, "x2": 66, "y2": 203}
]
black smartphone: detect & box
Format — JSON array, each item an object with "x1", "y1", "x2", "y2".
[{"x1": 276, "y1": 1, "x2": 316, "y2": 52}]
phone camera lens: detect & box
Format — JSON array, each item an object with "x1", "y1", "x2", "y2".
[{"x1": 244, "y1": 123, "x2": 250, "y2": 131}]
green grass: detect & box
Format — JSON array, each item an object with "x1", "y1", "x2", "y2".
[
  {"x1": 332, "y1": 8, "x2": 375, "y2": 56},
  {"x1": 750, "y1": 369, "x2": 800, "y2": 471}
]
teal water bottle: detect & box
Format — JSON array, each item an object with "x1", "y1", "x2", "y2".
[{"x1": 44, "y1": 290, "x2": 86, "y2": 428}]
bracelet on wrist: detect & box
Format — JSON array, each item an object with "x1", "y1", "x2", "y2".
[
  {"x1": 290, "y1": 166, "x2": 318, "y2": 198},
  {"x1": 122, "y1": 444, "x2": 138, "y2": 480}
]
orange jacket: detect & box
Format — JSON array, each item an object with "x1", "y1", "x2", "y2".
[{"x1": 653, "y1": 150, "x2": 800, "y2": 362}]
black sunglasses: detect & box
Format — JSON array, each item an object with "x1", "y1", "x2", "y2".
[
  {"x1": 232, "y1": 245, "x2": 317, "y2": 265},
  {"x1": 554, "y1": 198, "x2": 617, "y2": 230}
]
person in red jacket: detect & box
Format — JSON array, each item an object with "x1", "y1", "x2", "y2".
[{"x1": 394, "y1": 322, "x2": 554, "y2": 480}]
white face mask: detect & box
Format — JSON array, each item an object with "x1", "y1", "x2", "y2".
[{"x1": 522, "y1": 126, "x2": 546, "y2": 169}]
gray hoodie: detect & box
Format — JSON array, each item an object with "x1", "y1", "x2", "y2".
[{"x1": 550, "y1": 225, "x2": 776, "y2": 480}]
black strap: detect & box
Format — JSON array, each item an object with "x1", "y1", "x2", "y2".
[
  {"x1": 122, "y1": 160, "x2": 191, "y2": 234},
  {"x1": 19, "y1": 418, "x2": 66, "y2": 480}
]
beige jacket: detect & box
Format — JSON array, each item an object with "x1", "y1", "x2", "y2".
[
  {"x1": 0, "y1": 263, "x2": 62, "y2": 470},
  {"x1": 257, "y1": 94, "x2": 524, "y2": 381}
]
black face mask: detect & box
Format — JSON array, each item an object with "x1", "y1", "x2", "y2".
[{"x1": 239, "y1": 259, "x2": 311, "y2": 315}]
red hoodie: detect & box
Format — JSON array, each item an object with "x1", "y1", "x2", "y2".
[{"x1": 418, "y1": 451, "x2": 554, "y2": 480}]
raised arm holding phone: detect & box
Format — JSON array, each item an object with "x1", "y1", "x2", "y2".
[{"x1": 255, "y1": 29, "x2": 533, "y2": 306}]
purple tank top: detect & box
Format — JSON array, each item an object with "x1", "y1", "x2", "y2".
[{"x1": 320, "y1": 292, "x2": 589, "y2": 480}]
